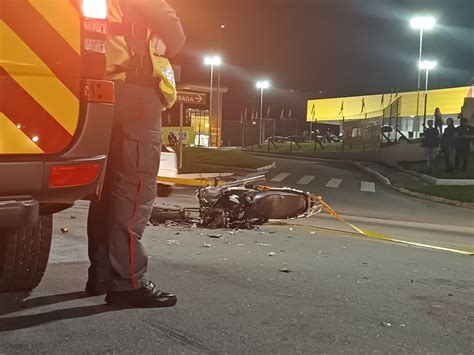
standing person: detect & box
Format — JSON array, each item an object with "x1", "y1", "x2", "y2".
[
  {"x1": 434, "y1": 107, "x2": 443, "y2": 135},
  {"x1": 441, "y1": 118, "x2": 456, "y2": 172},
  {"x1": 454, "y1": 117, "x2": 474, "y2": 172},
  {"x1": 86, "y1": 0, "x2": 185, "y2": 308},
  {"x1": 421, "y1": 120, "x2": 440, "y2": 171}
]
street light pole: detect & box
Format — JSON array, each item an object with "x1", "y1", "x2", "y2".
[
  {"x1": 410, "y1": 16, "x2": 435, "y2": 134},
  {"x1": 416, "y1": 28, "x2": 424, "y2": 121},
  {"x1": 419, "y1": 60, "x2": 437, "y2": 128},
  {"x1": 216, "y1": 24, "x2": 225, "y2": 148},
  {"x1": 209, "y1": 64, "x2": 214, "y2": 146},
  {"x1": 256, "y1": 80, "x2": 270, "y2": 145},
  {"x1": 204, "y1": 56, "x2": 222, "y2": 147}
]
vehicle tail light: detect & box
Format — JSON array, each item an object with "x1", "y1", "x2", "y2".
[
  {"x1": 49, "y1": 164, "x2": 100, "y2": 188},
  {"x1": 82, "y1": 0, "x2": 107, "y2": 19}
]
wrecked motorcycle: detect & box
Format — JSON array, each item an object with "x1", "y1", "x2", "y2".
[{"x1": 150, "y1": 175, "x2": 322, "y2": 229}]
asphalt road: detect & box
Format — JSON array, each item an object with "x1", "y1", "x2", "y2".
[{"x1": 0, "y1": 158, "x2": 473, "y2": 354}]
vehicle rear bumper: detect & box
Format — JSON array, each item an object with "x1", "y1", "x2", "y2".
[
  {"x1": 0, "y1": 102, "x2": 113, "y2": 214},
  {"x1": 0, "y1": 199, "x2": 39, "y2": 228}
]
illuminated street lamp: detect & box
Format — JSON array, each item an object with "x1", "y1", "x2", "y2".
[
  {"x1": 410, "y1": 16, "x2": 436, "y2": 126},
  {"x1": 419, "y1": 60, "x2": 437, "y2": 127},
  {"x1": 204, "y1": 55, "x2": 222, "y2": 147},
  {"x1": 256, "y1": 80, "x2": 270, "y2": 144}
]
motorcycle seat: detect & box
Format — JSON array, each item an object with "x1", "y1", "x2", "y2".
[{"x1": 253, "y1": 191, "x2": 307, "y2": 219}]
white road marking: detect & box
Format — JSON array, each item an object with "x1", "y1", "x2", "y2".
[
  {"x1": 360, "y1": 181, "x2": 376, "y2": 192},
  {"x1": 270, "y1": 172, "x2": 291, "y2": 182},
  {"x1": 297, "y1": 175, "x2": 316, "y2": 185},
  {"x1": 325, "y1": 178, "x2": 342, "y2": 188}
]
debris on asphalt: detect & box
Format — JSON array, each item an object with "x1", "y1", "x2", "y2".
[
  {"x1": 259, "y1": 231, "x2": 266, "y2": 235},
  {"x1": 448, "y1": 293, "x2": 454, "y2": 297},
  {"x1": 400, "y1": 324, "x2": 407, "y2": 327},
  {"x1": 269, "y1": 231, "x2": 276, "y2": 234},
  {"x1": 201, "y1": 242, "x2": 212, "y2": 248},
  {"x1": 208, "y1": 234, "x2": 221, "y2": 239},
  {"x1": 279, "y1": 267, "x2": 292, "y2": 273},
  {"x1": 280, "y1": 249, "x2": 286, "y2": 252},
  {"x1": 289, "y1": 227, "x2": 294, "y2": 231},
  {"x1": 166, "y1": 239, "x2": 180, "y2": 245},
  {"x1": 70, "y1": 215, "x2": 76, "y2": 219},
  {"x1": 379, "y1": 321, "x2": 392, "y2": 327},
  {"x1": 258, "y1": 243, "x2": 271, "y2": 247},
  {"x1": 174, "y1": 232, "x2": 180, "y2": 235},
  {"x1": 237, "y1": 244, "x2": 245, "y2": 246},
  {"x1": 60, "y1": 227, "x2": 69, "y2": 234},
  {"x1": 267, "y1": 252, "x2": 276, "y2": 256},
  {"x1": 310, "y1": 231, "x2": 316, "y2": 235}
]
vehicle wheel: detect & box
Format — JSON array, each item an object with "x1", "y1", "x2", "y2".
[
  {"x1": 157, "y1": 184, "x2": 173, "y2": 197},
  {"x1": 0, "y1": 215, "x2": 53, "y2": 293}
]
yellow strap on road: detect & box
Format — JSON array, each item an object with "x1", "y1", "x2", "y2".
[
  {"x1": 314, "y1": 196, "x2": 474, "y2": 256},
  {"x1": 157, "y1": 176, "x2": 226, "y2": 187}
]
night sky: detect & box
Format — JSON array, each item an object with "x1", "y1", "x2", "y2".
[{"x1": 168, "y1": 0, "x2": 474, "y2": 121}]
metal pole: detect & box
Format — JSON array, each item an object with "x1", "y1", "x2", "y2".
[
  {"x1": 217, "y1": 26, "x2": 224, "y2": 149},
  {"x1": 208, "y1": 64, "x2": 214, "y2": 147},
  {"x1": 241, "y1": 118, "x2": 245, "y2": 149},
  {"x1": 423, "y1": 69, "x2": 429, "y2": 127},
  {"x1": 259, "y1": 88, "x2": 264, "y2": 144},
  {"x1": 179, "y1": 103, "x2": 184, "y2": 169},
  {"x1": 416, "y1": 29, "x2": 423, "y2": 128},
  {"x1": 217, "y1": 68, "x2": 221, "y2": 148}
]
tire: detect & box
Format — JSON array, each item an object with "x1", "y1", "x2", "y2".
[
  {"x1": 0, "y1": 215, "x2": 53, "y2": 293},
  {"x1": 157, "y1": 184, "x2": 173, "y2": 197}
]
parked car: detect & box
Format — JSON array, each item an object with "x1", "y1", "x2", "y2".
[{"x1": 157, "y1": 145, "x2": 178, "y2": 197}]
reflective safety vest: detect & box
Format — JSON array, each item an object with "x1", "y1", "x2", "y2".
[{"x1": 106, "y1": 0, "x2": 177, "y2": 109}]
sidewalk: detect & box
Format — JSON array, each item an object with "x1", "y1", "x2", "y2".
[{"x1": 357, "y1": 161, "x2": 474, "y2": 209}]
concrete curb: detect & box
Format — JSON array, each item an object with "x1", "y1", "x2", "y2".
[
  {"x1": 248, "y1": 151, "x2": 352, "y2": 165},
  {"x1": 189, "y1": 162, "x2": 276, "y2": 173},
  {"x1": 397, "y1": 166, "x2": 474, "y2": 186},
  {"x1": 353, "y1": 162, "x2": 391, "y2": 186},
  {"x1": 353, "y1": 162, "x2": 474, "y2": 210},
  {"x1": 256, "y1": 162, "x2": 276, "y2": 172}
]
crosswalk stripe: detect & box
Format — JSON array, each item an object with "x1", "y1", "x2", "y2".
[
  {"x1": 360, "y1": 181, "x2": 376, "y2": 192},
  {"x1": 270, "y1": 172, "x2": 291, "y2": 182},
  {"x1": 297, "y1": 175, "x2": 315, "y2": 185},
  {"x1": 325, "y1": 178, "x2": 342, "y2": 188}
]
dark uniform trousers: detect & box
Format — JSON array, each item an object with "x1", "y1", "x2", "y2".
[{"x1": 87, "y1": 81, "x2": 162, "y2": 291}]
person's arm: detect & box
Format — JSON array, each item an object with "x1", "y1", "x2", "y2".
[{"x1": 135, "y1": 0, "x2": 186, "y2": 57}]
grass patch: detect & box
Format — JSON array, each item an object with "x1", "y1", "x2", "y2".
[
  {"x1": 401, "y1": 152, "x2": 474, "y2": 179},
  {"x1": 411, "y1": 185, "x2": 474, "y2": 203},
  {"x1": 179, "y1": 147, "x2": 273, "y2": 174}
]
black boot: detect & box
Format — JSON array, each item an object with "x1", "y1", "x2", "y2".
[{"x1": 105, "y1": 281, "x2": 177, "y2": 308}]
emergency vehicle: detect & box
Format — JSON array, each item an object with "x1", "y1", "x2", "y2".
[{"x1": 0, "y1": 0, "x2": 114, "y2": 292}]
